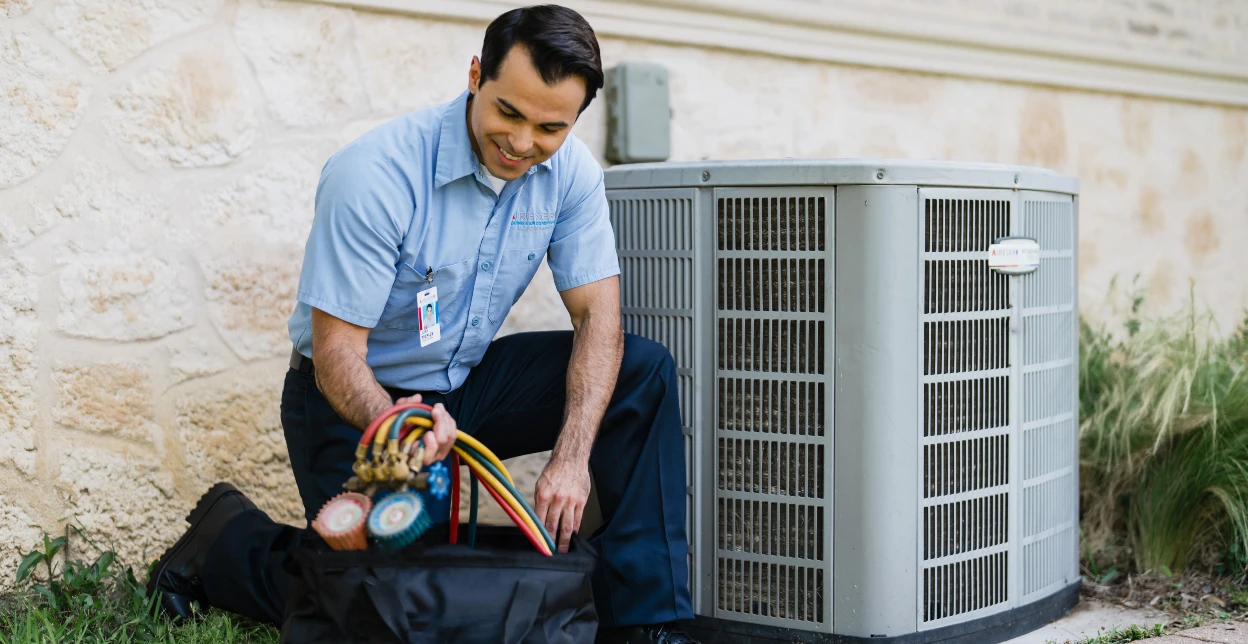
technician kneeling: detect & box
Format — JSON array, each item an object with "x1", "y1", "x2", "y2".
[{"x1": 146, "y1": 5, "x2": 695, "y2": 643}]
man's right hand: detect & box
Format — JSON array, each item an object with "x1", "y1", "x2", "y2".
[{"x1": 394, "y1": 393, "x2": 458, "y2": 465}]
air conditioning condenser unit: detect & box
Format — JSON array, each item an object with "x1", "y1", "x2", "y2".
[{"x1": 604, "y1": 160, "x2": 1080, "y2": 643}]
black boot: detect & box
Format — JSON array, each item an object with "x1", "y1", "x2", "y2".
[
  {"x1": 597, "y1": 623, "x2": 700, "y2": 644},
  {"x1": 146, "y1": 482, "x2": 258, "y2": 619}
]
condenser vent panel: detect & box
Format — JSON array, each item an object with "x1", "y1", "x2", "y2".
[{"x1": 604, "y1": 159, "x2": 1080, "y2": 644}]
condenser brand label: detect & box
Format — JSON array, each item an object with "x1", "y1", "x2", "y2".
[{"x1": 988, "y1": 237, "x2": 1040, "y2": 274}]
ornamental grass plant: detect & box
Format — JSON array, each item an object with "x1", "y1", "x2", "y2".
[{"x1": 1080, "y1": 281, "x2": 1248, "y2": 579}]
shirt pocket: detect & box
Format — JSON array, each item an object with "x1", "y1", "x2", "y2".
[
  {"x1": 486, "y1": 248, "x2": 545, "y2": 324},
  {"x1": 379, "y1": 259, "x2": 472, "y2": 331}
]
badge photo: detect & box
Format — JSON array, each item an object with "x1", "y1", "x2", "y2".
[{"x1": 417, "y1": 287, "x2": 440, "y2": 347}]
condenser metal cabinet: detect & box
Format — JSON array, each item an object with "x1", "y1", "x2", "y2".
[{"x1": 603, "y1": 160, "x2": 1081, "y2": 644}]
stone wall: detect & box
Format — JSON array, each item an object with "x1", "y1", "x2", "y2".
[
  {"x1": 0, "y1": 0, "x2": 1245, "y2": 583},
  {"x1": 824, "y1": 0, "x2": 1248, "y2": 65}
]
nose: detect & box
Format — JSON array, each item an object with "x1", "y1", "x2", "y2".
[{"x1": 508, "y1": 132, "x2": 533, "y2": 156}]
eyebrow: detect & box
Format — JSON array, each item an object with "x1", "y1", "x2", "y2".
[{"x1": 497, "y1": 98, "x2": 569, "y2": 128}]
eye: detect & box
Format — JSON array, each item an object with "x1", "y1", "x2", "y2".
[
  {"x1": 540, "y1": 125, "x2": 560, "y2": 134},
  {"x1": 500, "y1": 109, "x2": 521, "y2": 121}
]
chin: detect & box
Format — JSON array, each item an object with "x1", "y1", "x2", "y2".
[{"x1": 490, "y1": 162, "x2": 529, "y2": 181}]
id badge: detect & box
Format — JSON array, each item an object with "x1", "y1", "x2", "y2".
[{"x1": 417, "y1": 287, "x2": 440, "y2": 347}]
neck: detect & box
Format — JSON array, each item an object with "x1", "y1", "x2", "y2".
[{"x1": 465, "y1": 93, "x2": 485, "y2": 165}]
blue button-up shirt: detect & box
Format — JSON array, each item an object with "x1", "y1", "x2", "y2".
[{"x1": 287, "y1": 91, "x2": 620, "y2": 392}]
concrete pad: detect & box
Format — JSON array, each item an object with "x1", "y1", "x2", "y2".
[
  {"x1": 1167, "y1": 622, "x2": 1248, "y2": 643},
  {"x1": 1004, "y1": 598, "x2": 1170, "y2": 644}
]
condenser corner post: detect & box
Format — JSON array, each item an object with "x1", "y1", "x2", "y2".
[{"x1": 604, "y1": 160, "x2": 1081, "y2": 644}]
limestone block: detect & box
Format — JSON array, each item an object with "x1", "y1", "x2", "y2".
[
  {"x1": 0, "y1": 198, "x2": 57, "y2": 248},
  {"x1": 0, "y1": 257, "x2": 37, "y2": 314},
  {"x1": 167, "y1": 335, "x2": 234, "y2": 384},
  {"x1": 58, "y1": 253, "x2": 194, "y2": 341},
  {"x1": 108, "y1": 44, "x2": 257, "y2": 168},
  {"x1": 44, "y1": 0, "x2": 222, "y2": 72},
  {"x1": 353, "y1": 13, "x2": 477, "y2": 114},
  {"x1": 0, "y1": 259, "x2": 38, "y2": 475},
  {"x1": 1, "y1": 0, "x2": 34, "y2": 18},
  {"x1": 0, "y1": 29, "x2": 89, "y2": 188},
  {"x1": 202, "y1": 251, "x2": 300, "y2": 361},
  {"x1": 234, "y1": 0, "x2": 365, "y2": 127},
  {"x1": 497, "y1": 259, "x2": 572, "y2": 338},
  {"x1": 196, "y1": 147, "x2": 327, "y2": 246},
  {"x1": 0, "y1": 498, "x2": 44, "y2": 588},
  {"x1": 52, "y1": 362, "x2": 156, "y2": 443},
  {"x1": 35, "y1": 158, "x2": 167, "y2": 239},
  {"x1": 174, "y1": 375, "x2": 303, "y2": 525},
  {"x1": 59, "y1": 448, "x2": 183, "y2": 568}
]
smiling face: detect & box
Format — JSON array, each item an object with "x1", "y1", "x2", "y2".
[{"x1": 466, "y1": 44, "x2": 586, "y2": 181}]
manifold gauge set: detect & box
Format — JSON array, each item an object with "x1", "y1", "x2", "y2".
[{"x1": 311, "y1": 402, "x2": 556, "y2": 555}]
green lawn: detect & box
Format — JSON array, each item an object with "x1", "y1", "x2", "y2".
[{"x1": 0, "y1": 533, "x2": 277, "y2": 644}]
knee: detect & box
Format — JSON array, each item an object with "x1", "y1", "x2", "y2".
[{"x1": 620, "y1": 334, "x2": 676, "y2": 385}]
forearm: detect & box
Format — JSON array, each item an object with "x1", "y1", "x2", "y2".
[
  {"x1": 313, "y1": 342, "x2": 394, "y2": 431},
  {"x1": 552, "y1": 307, "x2": 624, "y2": 465}
]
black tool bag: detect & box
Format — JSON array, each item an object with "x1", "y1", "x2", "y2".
[{"x1": 280, "y1": 525, "x2": 598, "y2": 643}]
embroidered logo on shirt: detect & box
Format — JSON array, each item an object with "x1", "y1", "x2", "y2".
[{"x1": 510, "y1": 211, "x2": 556, "y2": 228}]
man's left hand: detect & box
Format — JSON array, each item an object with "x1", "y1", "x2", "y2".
[{"x1": 535, "y1": 457, "x2": 591, "y2": 553}]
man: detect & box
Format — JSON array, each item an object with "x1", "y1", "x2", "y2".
[{"x1": 147, "y1": 5, "x2": 697, "y2": 643}]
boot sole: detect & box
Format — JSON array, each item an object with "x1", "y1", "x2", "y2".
[{"x1": 145, "y1": 482, "x2": 244, "y2": 618}]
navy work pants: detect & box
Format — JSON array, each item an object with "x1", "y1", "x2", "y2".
[{"x1": 200, "y1": 331, "x2": 693, "y2": 629}]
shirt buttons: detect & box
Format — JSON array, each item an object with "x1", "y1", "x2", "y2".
[
  {"x1": 471, "y1": 316, "x2": 480, "y2": 327},
  {"x1": 527, "y1": 252, "x2": 536, "y2": 261},
  {"x1": 481, "y1": 261, "x2": 492, "y2": 271}
]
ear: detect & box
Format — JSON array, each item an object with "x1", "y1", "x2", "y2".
[{"x1": 468, "y1": 55, "x2": 482, "y2": 96}]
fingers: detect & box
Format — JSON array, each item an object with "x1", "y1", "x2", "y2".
[
  {"x1": 422, "y1": 403, "x2": 456, "y2": 465},
  {"x1": 539, "y1": 495, "x2": 581, "y2": 554},
  {"x1": 433, "y1": 403, "x2": 456, "y2": 460},
  {"x1": 421, "y1": 430, "x2": 440, "y2": 465},
  {"x1": 557, "y1": 503, "x2": 574, "y2": 553},
  {"x1": 550, "y1": 499, "x2": 584, "y2": 553},
  {"x1": 535, "y1": 478, "x2": 553, "y2": 537},
  {"x1": 394, "y1": 393, "x2": 422, "y2": 405},
  {"x1": 569, "y1": 500, "x2": 583, "y2": 543}
]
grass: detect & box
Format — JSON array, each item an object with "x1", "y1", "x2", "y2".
[
  {"x1": 1080, "y1": 280, "x2": 1248, "y2": 578},
  {"x1": 1069, "y1": 623, "x2": 1166, "y2": 643},
  {"x1": 0, "y1": 526, "x2": 277, "y2": 644},
  {"x1": 1054, "y1": 616, "x2": 1209, "y2": 644}
]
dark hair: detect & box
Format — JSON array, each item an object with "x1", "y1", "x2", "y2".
[{"x1": 479, "y1": 5, "x2": 603, "y2": 113}]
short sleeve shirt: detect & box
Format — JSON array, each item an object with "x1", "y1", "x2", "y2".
[{"x1": 287, "y1": 91, "x2": 620, "y2": 393}]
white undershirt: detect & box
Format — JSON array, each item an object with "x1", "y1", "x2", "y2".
[{"x1": 481, "y1": 164, "x2": 506, "y2": 195}]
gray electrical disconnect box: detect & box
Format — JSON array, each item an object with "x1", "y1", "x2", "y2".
[{"x1": 605, "y1": 62, "x2": 671, "y2": 164}]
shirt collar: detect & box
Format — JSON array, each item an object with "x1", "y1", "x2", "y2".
[{"x1": 434, "y1": 90, "x2": 554, "y2": 189}]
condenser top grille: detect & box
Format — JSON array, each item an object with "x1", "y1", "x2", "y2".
[{"x1": 602, "y1": 159, "x2": 1081, "y2": 195}]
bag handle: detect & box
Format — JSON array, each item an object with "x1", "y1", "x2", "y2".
[
  {"x1": 360, "y1": 568, "x2": 411, "y2": 640},
  {"x1": 502, "y1": 578, "x2": 545, "y2": 644}
]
